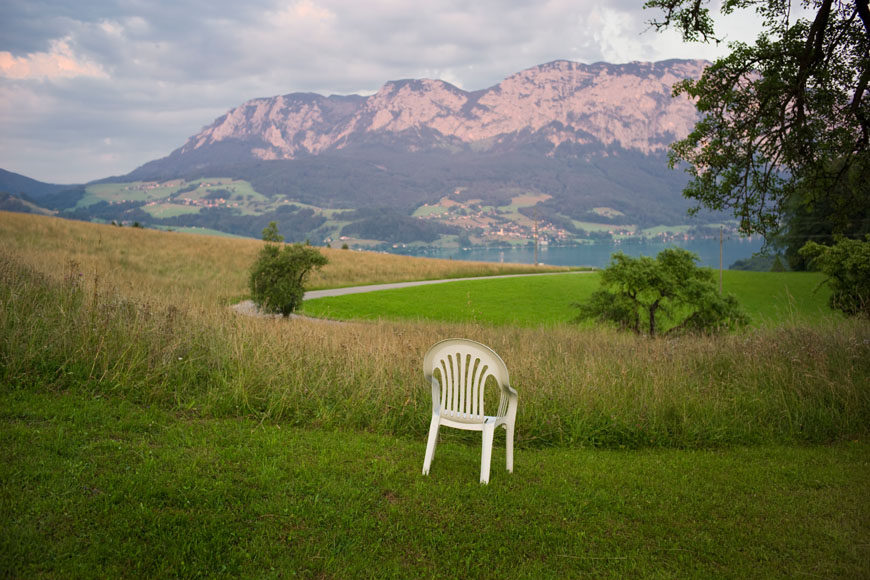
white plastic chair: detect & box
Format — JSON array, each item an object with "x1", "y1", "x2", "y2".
[{"x1": 422, "y1": 338, "x2": 518, "y2": 484}]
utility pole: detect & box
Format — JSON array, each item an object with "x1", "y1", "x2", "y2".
[
  {"x1": 533, "y1": 208, "x2": 539, "y2": 266},
  {"x1": 719, "y1": 226, "x2": 724, "y2": 295}
]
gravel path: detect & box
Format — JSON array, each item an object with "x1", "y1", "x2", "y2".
[{"x1": 233, "y1": 270, "x2": 591, "y2": 319}]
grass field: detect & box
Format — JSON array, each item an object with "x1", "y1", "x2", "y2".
[
  {"x1": 77, "y1": 181, "x2": 183, "y2": 208},
  {"x1": 0, "y1": 211, "x2": 570, "y2": 308},
  {"x1": 141, "y1": 202, "x2": 203, "y2": 218},
  {"x1": 3, "y1": 390, "x2": 866, "y2": 578},
  {"x1": 300, "y1": 270, "x2": 835, "y2": 327},
  {"x1": 1, "y1": 211, "x2": 868, "y2": 577},
  {"x1": 302, "y1": 272, "x2": 600, "y2": 326}
]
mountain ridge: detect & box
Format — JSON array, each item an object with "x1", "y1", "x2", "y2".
[
  {"x1": 3, "y1": 59, "x2": 724, "y2": 245},
  {"x1": 132, "y1": 58, "x2": 706, "y2": 177}
]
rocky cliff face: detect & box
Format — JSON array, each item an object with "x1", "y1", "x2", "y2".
[
  {"x1": 121, "y1": 59, "x2": 711, "y2": 234},
  {"x1": 178, "y1": 59, "x2": 705, "y2": 161}
]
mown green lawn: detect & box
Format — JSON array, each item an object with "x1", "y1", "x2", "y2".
[
  {"x1": 2, "y1": 390, "x2": 867, "y2": 578},
  {"x1": 301, "y1": 272, "x2": 598, "y2": 326},
  {"x1": 300, "y1": 271, "x2": 835, "y2": 327},
  {"x1": 720, "y1": 270, "x2": 833, "y2": 323}
]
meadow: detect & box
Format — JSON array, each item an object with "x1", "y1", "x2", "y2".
[
  {"x1": 300, "y1": 270, "x2": 835, "y2": 327},
  {"x1": 1, "y1": 211, "x2": 868, "y2": 577}
]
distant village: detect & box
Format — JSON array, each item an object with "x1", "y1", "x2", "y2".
[
  {"x1": 119, "y1": 181, "x2": 243, "y2": 210},
  {"x1": 412, "y1": 195, "x2": 729, "y2": 249}
]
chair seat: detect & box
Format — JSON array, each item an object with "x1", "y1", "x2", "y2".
[{"x1": 440, "y1": 414, "x2": 506, "y2": 431}]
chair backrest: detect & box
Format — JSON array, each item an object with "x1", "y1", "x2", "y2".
[{"x1": 423, "y1": 339, "x2": 511, "y2": 423}]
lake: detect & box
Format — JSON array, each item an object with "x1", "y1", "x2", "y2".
[{"x1": 400, "y1": 236, "x2": 766, "y2": 269}]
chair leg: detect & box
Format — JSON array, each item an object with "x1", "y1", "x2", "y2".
[
  {"x1": 480, "y1": 423, "x2": 495, "y2": 484},
  {"x1": 505, "y1": 422, "x2": 515, "y2": 473},
  {"x1": 422, "y1": 416, "x2": 440, "y2": 475}
]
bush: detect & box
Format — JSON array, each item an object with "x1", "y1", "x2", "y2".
[
  {"x1": 249, "y1": 223, "x2": 328, "y2": 316},
  {"x1": 799, "y1": 236, "x2": 870, "y2": 318},
  {"x1": 729, "y1": 253, "x2": 788, "y2": 272},
  {"x1": 574, "y1": 249, "x2": 749, "y2": 336}
]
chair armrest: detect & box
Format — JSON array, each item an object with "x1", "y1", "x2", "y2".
[{"x1": 497, "y1": 382, "x2": 518, "y2": 418}]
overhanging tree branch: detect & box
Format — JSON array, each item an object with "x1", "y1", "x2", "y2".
[{"x1": 646, "y1": 0, "x2": 870, "y2": 237}]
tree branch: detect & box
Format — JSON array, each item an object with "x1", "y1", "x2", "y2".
[
  {"x1": 856, "y1": 0, "x2": 870, "y2": 37},
  {"x1": 795, "y1": 0, "x2": 834, "y2": 137}
]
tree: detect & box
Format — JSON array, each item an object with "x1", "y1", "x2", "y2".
[
  {"x1": 249, "y1": 223, "x2": 328, "y2": 317},
  {"x1": 776, "y1": 155, "x2": 870, "y2": 269},
  {"x1": 574, "y1": 249, "x2": 749, "y2": 336},
  {"x1": 645, "y1": 0, "x2": 870, "y2": 237},
  {"x1": 261, "y1": 221, "x2": 283, "y2": 243},
  {"x1": 799, "y1": 235, "x2": 870, "y2": 316},
  {"x1": 729, "y1": 253, "x2": 788, "y2": 270}
]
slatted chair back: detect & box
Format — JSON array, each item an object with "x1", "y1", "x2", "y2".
[{"x1": 423, "y1": 339, "x2": 510, "y2": 424}]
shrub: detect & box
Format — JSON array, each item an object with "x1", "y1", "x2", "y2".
[
  {"x1": 574, "y1": 248, "x2": 749, "y2": 336},
  {"x1": 799, "y1": 236, "x2": 870, "y2": 317},
  {"x1": 249, "y1": 222, "x2": 328, "y2": 316}
]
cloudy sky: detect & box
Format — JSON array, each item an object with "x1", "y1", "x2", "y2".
[{"x1": 0, "y1": 0, "x2": 760, "y2": 184}]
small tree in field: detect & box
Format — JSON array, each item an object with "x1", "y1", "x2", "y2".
[
  {"x1": 261, "y1": 221, "x2": 283, "y2": 243},
  {"x1": 249, "y1": 222, "x2": 328, "y2": 317},
  {"x1": 574, "y1": 248, "x2": 748, "y2": 337},
  {"x1": 799, "y1": 236, "x2": 870, "y2": 318}
]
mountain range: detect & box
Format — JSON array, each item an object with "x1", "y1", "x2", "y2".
[{"x1": 1, "y1": 59, "x2": 716, "y2": 245}]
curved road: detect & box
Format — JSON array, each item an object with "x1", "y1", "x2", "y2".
[{"x1": 302, "y1": 270, "x2": 592, "y2": 300}]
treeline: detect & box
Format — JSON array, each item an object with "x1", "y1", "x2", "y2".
[{"x1": 338, "y1": 208, "x2": 459, "y2": 244}]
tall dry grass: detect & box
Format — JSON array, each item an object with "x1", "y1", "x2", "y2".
[
  {"x1": 3, "y1": 213, "x2": 868, "y2": 448},
  {"x1": 0, "y1": 212, "x2": 570, "y2": 309}
]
